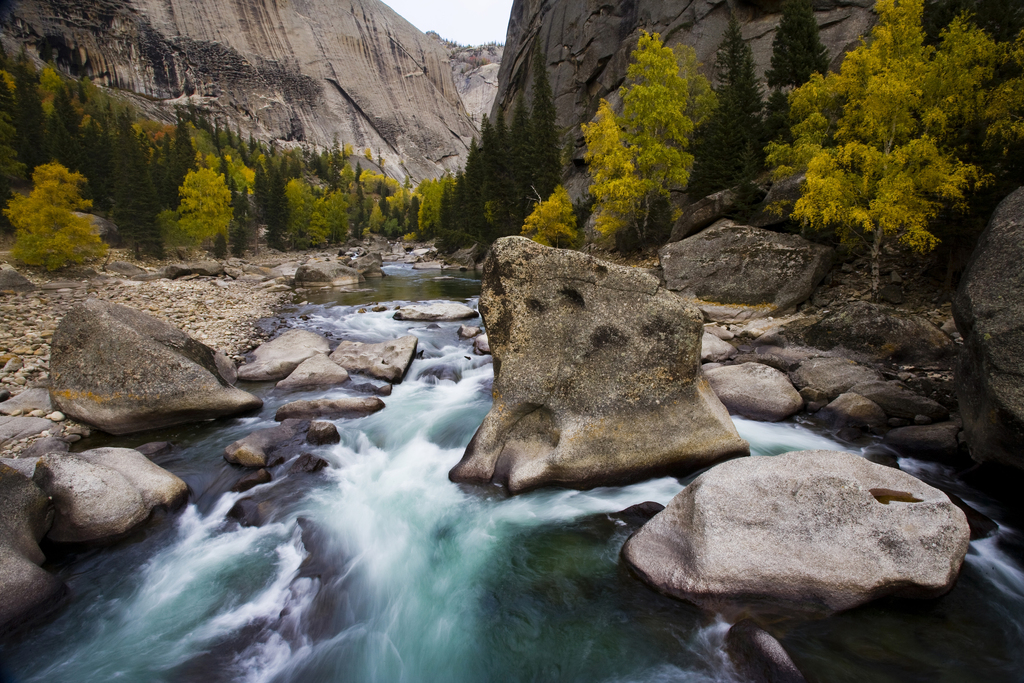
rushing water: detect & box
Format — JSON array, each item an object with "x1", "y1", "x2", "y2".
[{"x1": 2, "y1": 266, "x2": 1023, "y2": 682}]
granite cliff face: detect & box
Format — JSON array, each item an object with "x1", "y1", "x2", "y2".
[
  {"x1": 1, "y1": 0, "x2": 478, "y2": 180},
  {"x1": 449, "y1": 44, "x2": 503, "y2": 127},
  {"x1": 493, "y1": 0, "x2": 876, "y2": 194}
]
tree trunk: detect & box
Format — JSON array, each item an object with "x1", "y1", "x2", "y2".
[{"x1": 870, "y1": 223, "x2": 883, "y2": 302}]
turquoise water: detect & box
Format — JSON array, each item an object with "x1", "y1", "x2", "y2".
[{"x1": 2, "y1": 266, "x2": 1022, "y2": 682}]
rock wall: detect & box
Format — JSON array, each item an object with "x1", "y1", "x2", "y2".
[
  {"x1": 449, "y1": 44, "x2": 503, "y2": 127},
  {"x1": 493, "y1": 0, "x2": 876, "y2": 195},
  {"x1": 1, "y1": 0, "x2": 479, "y2": 181}
]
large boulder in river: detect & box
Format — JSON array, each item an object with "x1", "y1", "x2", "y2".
[
  {"x1": 329, "y1": 336, "x2": 418, "y2": 382},
  {"x1": 448, "y1": 237, "x2": 749, "y2": 494},
  {"x1": 704, "y1": 363, "x2": 803, "y2": 422},
  {"x1": 351, "y1": 253, "x2": 383, "y2": 278},
  {"x1": 276, "y1": 354, "x2": 350, "y2": 391},
  {"x1": 294, "y1": 261, "x2": 363, "y2": 287},
  {"x1": 788, "y1": 301, "x2": 955, "y2": 364},
  {"x1": 49, "y1": 300, "x2": 262, "y2": 435},
  {"x1": 237, "y1": 329, "x2": 331, "y2": 381},
  {"x1": 953, "y1": 187, "x2": 1024, "y2": 471},
  {"x1": 622, "y1": 450, "x2": 969, "y2": 615},
  {"x1": 0, "y1": 463, "x2": 63, "y2": 634},
  {"x1": 789, "y1": 357, "x2": 883, "y2": 400},
  {"x1": 32, "y1": 451, "x2": 186, "y2": 544},
  {"x1": 658, "y1": 221, "x2": 833, "y2": 323}
]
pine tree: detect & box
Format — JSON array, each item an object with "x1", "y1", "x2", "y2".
[
  {"x1": 46, "y1": 83, "x2": 82, "y2": 172},
  {"x1": 112, "y1": 112, "x2": 162, "y2": 258},
  {"x1": 689, "y1": 15, "x2": 765, "y2": 199},
  {"x1": 766, "y1": 0, "x2": 830, "y2": 90},
  {"x1": 79, "y1": 113, "x2": 113, "y2": 210},
  {"x1": 509, "y1": 94, "x2": 533, "y2": 226},
  {"x1": 530, "y1": 41, "x2": 561, "y2": 201},
  {"x1": 165, "y1": 117, "x2": 196, "y2": 208},
  {"x1": 264, "y1": 162, "x2": 288, "y2": 250},
  {"x1": 12, "y1": 56, "x2": 45, "y2": 172}
]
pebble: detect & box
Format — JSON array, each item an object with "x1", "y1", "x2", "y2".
[{"x1": 47, "y1": 411, "x2": 65, "y2": 422}]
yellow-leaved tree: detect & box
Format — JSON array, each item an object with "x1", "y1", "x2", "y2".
[
  {"x1": 583, "y1": 31, "x2": 714, "y2": 249},
  {"x1": 767, "y1": 0, "x2": 1001, "y2": 299},
  {"x1": 178, "y1": 167, "x2": 232, "y2": 245},
  {"x1": 309, "y1": 190, "x2": 349, "y2": 245},
  {"x1": 6, "y1": 163, "x2": 107, "y2": 270},
  {"x1": 522, "y1": 185, "x2": 578, "y2": 248}
]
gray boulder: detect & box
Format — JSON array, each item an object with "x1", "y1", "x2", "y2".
[
  {"x1": 224, "y1": 419, "x2": 307, "y2": 468},
  {"x1": 352, "y1": 253, "x2": 383, "y2": 278},
  {"x1": 473, "y1": 334, "x2": 491, "y2": 356},
  {"x1": 105, "y1": 261, "x2": 147, "y2": 278},
  {"x1": 448, "y1": 243, "x2": 485, "y2": 268},
  {"x1": 0, "y1": 388, "x2": 53, "y2": 416},
  {"x1": 307, "y1": 421, "x2": 341, "y2": 445},
  {"x1": 668, "y1": 188, "x2": 736, "y2": 243},
  {"x1": 848, "y1": 381, "x2": 949, "y2": 421},
  {"x1": 701, "y1": 332, "x2": 736, "y2": 363},
  {"x1": 0, "y1": 267, "x2": 35, "y2": 293},
  {"x1": 0, "y1": 416, "x2": 56, "y2": 449},
  {"x1": 882, "y1": 423, "x2": 960, "y2": 462},
  {"x1": 448, "y1": 237, "x2": 748, "y2": 494},
  {"x1": 276, "y1": 353, "x2": 350, "y2": 390},
  {"x1": 790, "y1": 357, "x2": 883, "y2": 400},
  {"x1": 0, "y1": 463, "x2": 64, "y2": 634},
  {"x1": 294, "y1": 261, "x2": 363, "y2": 286},
  {"x1": 622, "y1": 450, "x2": 970, "y2": 615},
  {"x1": 749, "y1": 174, "x2": 805, "y2": 229},
  {"x1": 705, "y1": 363, "x2": 803, "y2": 422},
  {"x1": 817, "y1": 392, "x2": 887, "y2": 429},
  {"x1": 329, "y1": 336, "x2": 418, "y2": 383},
  {"x1": 789, "y1": 302, "x2": 955, "y2": 364},
  {"x1": 18, "y1": 437, "x2": 70, "y2": 460},
  {"x1": 393, "y1": 303, "x2": 478, "y2": 321},
  {"x1": 274, "y1": 397, "x2": 385, "y2": 421},
  {"x1": 237, "y1": 329, "x2": 331, "y2": 381},
  {"x1": 49, "y1": 300, "x2": 262, "y2": 434},
  {"x1": 32, "y1": 453, "x2": 150, "y2": 544},
  {"x1": 185, "y1": 260, "x2": 223, "y2": 277},
  {"x1": 458, "y1": 325, "x2": 483, "y2": 339},
  {"x1": 953, "y1": 187, "x2": 1024, "y2": 470},
  {"x1": 658, "y1": 221, "x2": 833, "y2": 323},
  {"x1": 726, "y1": 620, "x2": 807, "y2": 683},
  {"x1": 214, "y1": 350, "x2": 238, "y2": 386},
  {"x1": 75, "y1": 448, "x2": 188, "y2": 510}
]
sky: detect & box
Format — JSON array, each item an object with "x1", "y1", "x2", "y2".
[{"x1": 382, "y1": 0, "x2": 514, "y2": 46}]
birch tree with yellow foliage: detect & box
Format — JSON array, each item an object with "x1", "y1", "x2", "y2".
[
  {"x1": 583, "y1": 32, "x2": 714, "y2": 250},
  {"x1": 767, "y1": 0, "x2": 1022, "y2": 299}
]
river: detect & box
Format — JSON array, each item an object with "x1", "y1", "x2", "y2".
[{"x1": 2, "y1": 265, "x2": 1022, "y2": 682}]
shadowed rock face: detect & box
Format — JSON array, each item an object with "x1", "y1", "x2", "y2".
[
  {"x1": 449, "y1": 236, "x2": 749, "y2": 494},
  {"x1": 954, "y1": 188, "x2": 1024, "y2": 471},
  {"x1": 492, "y1": 0, "x2": 875, "y2": 196},
  {"x1": 2, "y1": 0, "x2": 478, "y2": 181},
  {"x1": 659, "y1": 221, "x2": 833, "y2": 323}
]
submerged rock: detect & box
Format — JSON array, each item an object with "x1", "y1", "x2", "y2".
[
  {"x1": 224, "y1": 419, "x2": 307, "y2": 468},
  {"x1": 0, "y1": 463, "x2": 63, "y2": 634},
  {"x1": 449, "y1": 237, "x2": 748, "y2": 494},
  {"x1": 817, "y1": 393, "x2": 887, "y2": 429},
  {"x1": 658, "y1": 221, "x2": 832, "y2": 323},
  {"x1": 882, "y1": 423, "x2": 960, "y2": 462},
  {"x1": 622, "y1": 450, "x2": 969, "y2": 615},
  {"x1": 329, "y1": 336, "x2": 418, "y2": 383},
  {"x1": 725, "y1": 620, "x2": 807, "y2": 683},
  {"x1": 275, "y1": 397, "x2": 385, "y2": 421},
  {"x1": 237, "y1": 329, "x2": 331, "y2": 382},
  {"x1": 953, "y1": 187, "x2": 1024, "y2": 471},
  {"x1": 48, "y1": 300, "x2": 262, "y2": 435},
  {"x1": 704, "y1": 363, "x2": 803, "y2": 422},
  {"x1": 231, "y1": 468, "x2": 271, "y2": 493}
]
